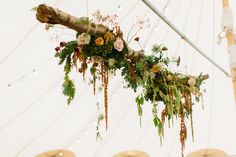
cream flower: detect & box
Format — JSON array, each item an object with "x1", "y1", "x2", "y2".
[
  {"x1": 167, "y1": 74, "x2": 172, "y2": 81},
  {"x1": 93, "y1": 10, "x2": 103, "y2": 21},
  {"x1": 149, "y1": 72, "x2": 155, "y2": 79},
  {"x1": 158, "y1": 62, "x2": 166, "y2": 71},
  {"x1": 114, "y1": 38, "x2": 124, "y2": 52},
  {"x1": 188, "y1": 77, "x2": 196, "y2": 86},
  {"x1": 77, "y1": 33, "x2": 91, "y2": 45}
]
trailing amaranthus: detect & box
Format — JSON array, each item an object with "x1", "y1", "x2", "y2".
[
  {"x1": 103, "y1": 65, "x2": 109, "y2": 130},
  {"x1": 180, "y1": 115, "x2": 187, "y2": 157}
]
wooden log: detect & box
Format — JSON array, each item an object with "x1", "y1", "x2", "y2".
[
  {"x1": 36, "y1": 4, "x2": 147, "y2": 61},
  {"x1": 36, "y1": 4, "x2": 108, "y2": 35},
  {"x1": 35, "y1": 4, "x2": 209, "y2": 80}
]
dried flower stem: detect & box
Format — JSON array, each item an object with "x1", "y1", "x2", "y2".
[
  {"x1": 180, "y1": 115, "x2": 187, "y2": 157},
  {"x1": 127, "y1": 61, "x2": 137, "y2": 82},
  {"x1": 128, "y1": 28, "x2": 142, "y2": 44},
  {"x1": 190, "y1": 109, "x2": 194, "y2": 142},
  {"x1": 82, "y1": 60, "x2": 87, "y2": 81},
  {"x1": 93, "y1": 68, "x2": 96, "y2": 95},
  {"x1": 184, "y1": 93, "x2": 194, "y2": 142},
  {"x1": 104, "y1": 67, "x2": 109, "y2": 130},
  {"x1": 82, "y1": 71, "x2": 85, "y2": 81},
  {"x1": 189, "y1": 95, "x2": 194, "y2": 142},
  {"x1": 161, "y1": 109, "x2": 166, "y2": 125},
  {"x1": 201, "y1": 93, "x2": 205, "y2": 110},
  {"x1": 101, "y1": 63, "x2": 104, "y2": 83},
  {"x1": 126, "y1": 24, "x2": 136, "y2": 42}
]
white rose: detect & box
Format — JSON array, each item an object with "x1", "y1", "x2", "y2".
[
  {"x1": 77, "y1": 33, "x2": 91, "y2": 45},
  {"x1": 158, "y1": 62, "x2": 166, "y2": 71}
]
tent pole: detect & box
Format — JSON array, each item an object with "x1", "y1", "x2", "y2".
[
  {"x1": 141, "y1": 0, "x2": 230, "y2": 77},
  {"x1": 221, "y1": 0, "x2": 236, "y2": 102}
]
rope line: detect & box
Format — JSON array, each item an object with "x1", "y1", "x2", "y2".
[
  {"x1": 206, "y1": 0, "x2": 216, "y2": 148},
  {"x1": 0, "y1": 78, "x2": 62, "y2": 131},
  {"x1": 162, "y1": 0, "x2": 192, "y2": 44},
  {"x1": 142, "y1": 0, "x2": 230, "y2": 77},
  {"x1": 0, "y1": 0, "x2": 61, "y2": 66},
  {"x1": 0, "y1": 57, "x2": 54, "y2": 92},
  {"x1": 0, "y1": 23, "x2": 39, "y2": 65},
  {"x1": 65, "y1": 78, "x2": 123, "y2": 147},
  {"x1": 134, "y1": 115, "x2": 152, "y2": 147},
  {"x1": 161, "y1": 0, "x2": 183, "y2": 43},
  {"x1": 119, "y1": 1, "x2": 141, "y2": 23},
  {"x1": 166, "y1": 125, "x2": 179, "y2": 156},
  {"x1": 93, "y1": 100, "x2": 133, "y2": 157},
  {"x1": 143, "y1": 0, "x2": 171, "y2": 47},
  {"x1": 14, "y1": 86, "x2": 88, "y2": 157},
  {"x1": 190, "y1": 0, "x2": 205, "y2": 73}
]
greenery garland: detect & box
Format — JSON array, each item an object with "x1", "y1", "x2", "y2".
[{"x1": 51, "y1": 13, "x2": 207, "y2": 157}]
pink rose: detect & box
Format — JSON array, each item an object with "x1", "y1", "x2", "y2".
[{"x1": 114, "y1": 38, "x2": 124, "y2": 52}]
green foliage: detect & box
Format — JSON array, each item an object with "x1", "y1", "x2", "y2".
[
  {"x1": 77, "y1": 17, "x2": 90, "y2": 25},
  {"x1": 152, "y1": 104, "x2": 164, "y2": 145},
  {"x1": 54, "y1": 29, "x2": 207, "y2": 150},
  {"x1": 152, "y1": 44, "x2": 163, "y2": 54},
  {"x1": 136, "y1": 95, "x2": 144, "y2": 127},
  {"x1": 153, "y1": 116, "x2": 164, "y2": 137},
  {"x1": 63, "y1": 79, "x2": 75, "y2": 105},
  {"x1": 56, "y1": 41, "x2": 77, "y2": 65},
  {"x1": 55, "y1": 41, "x2": 77, "y2": 104},
  {"x1": 31, "y1": 7, "x2": 38, "y2": 11}
]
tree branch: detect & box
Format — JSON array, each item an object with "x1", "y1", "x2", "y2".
[
  {"x1": 36, "y1": 4, "x2": 145, "y2": 60},
  {"x1": 35, "y1": 4, "x2": 209, "y2": 80},
  {"x1": 36, "y1": 4, "x2": 108, "y2": 35}
]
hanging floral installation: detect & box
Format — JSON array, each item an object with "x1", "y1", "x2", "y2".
[{"x1": 35, "y1": 4, "x2": 208, "y2": 157}]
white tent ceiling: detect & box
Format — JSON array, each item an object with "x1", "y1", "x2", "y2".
[{"x1": 0, "y1": 0, "x2": 236, "y2": 156}]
